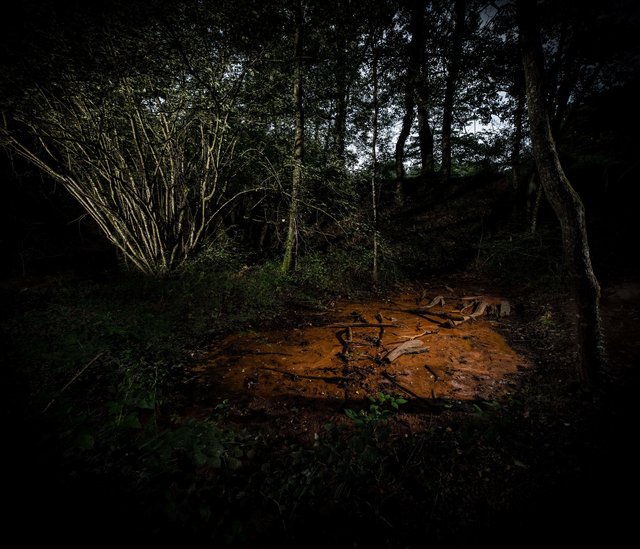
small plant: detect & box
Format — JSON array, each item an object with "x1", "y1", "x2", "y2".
[
  {"x1": 344, "y1": 392, "x2": 407, "y2": 428},
  {"x1": 538, "y1": 309, "x2": 555, "y2": 327}
]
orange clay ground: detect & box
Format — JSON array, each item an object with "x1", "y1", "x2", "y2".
[{"x1": 188, "y1": 284, "x2": 530, "y2": 421}]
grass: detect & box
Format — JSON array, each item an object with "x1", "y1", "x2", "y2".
[{"x1": 1, "y1": 224, "x2": 625, "y2": 547}]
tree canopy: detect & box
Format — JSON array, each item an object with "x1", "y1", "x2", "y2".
[{"x1": 1, "y1": 0, "x2": 638, "y2": 275}]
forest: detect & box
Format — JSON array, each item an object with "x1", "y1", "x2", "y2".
[{"x1": 1, "y1": 0, "x2": 639, "y2": 546}]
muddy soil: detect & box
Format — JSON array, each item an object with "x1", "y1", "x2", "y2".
[{"x1": 189, "y1": 283, "x2": 530, "y2": 428}]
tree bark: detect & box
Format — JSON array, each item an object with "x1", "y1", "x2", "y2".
[
  {"x1": 517, "y1": 0, "x2": 607, "y2": 389},
  {"x1": 282, "y1": 0, "x2": 304, "y2": 273},
  {"x1": 441, "y1": 0, "x2": 465, "y2": 179},
  {"x1": 416, "y1": 97, "x2": 434, "y2": 175},
  {"x1": 412, "y1": 0, "x2": 433, "y2": 176},
  {"x1": 371, "y1": 36, "x2": 380, "y2": 285},
  {"x1": 394, "y1": 0, "x2": 426, "y2": 202},
  {"x1": 334, "y1": 31, "x2": 348, "y2": 163},
  {"x1": 395, "y1": 95, "x2": 415, "y2": 183},
  {"x1": 510, "y1": 71, "x2": 525, "y2": 190}
]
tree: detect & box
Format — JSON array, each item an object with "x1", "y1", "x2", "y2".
[
  {"x1": 0, "y1": 0, "x2": 280, "y2": 276},
  {"x1": 2, "y1": 78, "x2": 242, "y2": 277},
  {"x1": 517, "y1": 0, "x2": 607, "y2": 388},
  {"x1": 394, "y1": 0, "x2": 433, "y2": 202},
  {"x1": 441, "y1": 0, "x2": 466, "y2": 179},
  {"x1": 370, "y1": 30, "x2": 381, "y2": 285},
  {"x1": 282, "y1": 0, "x2": 305, "y2": 273}
]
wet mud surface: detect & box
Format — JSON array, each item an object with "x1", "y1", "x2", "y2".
[{"x1": 189, "y1": 285, "x2": 530, "y2": 422}]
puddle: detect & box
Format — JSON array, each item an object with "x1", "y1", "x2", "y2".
[{"x1": 190, "y1": 289, "x2": 529, "y2": 412}]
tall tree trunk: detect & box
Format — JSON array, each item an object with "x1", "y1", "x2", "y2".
[
  {"x1": 371, "y1": 38, "x2": 380, "y2": 285},
  {"x1": 412, "y1": 0, "x2": 433, "y2": 177},
  {"x1": 394, "y1": 0, "x2": 426, "y2": 202},
  {"x1": 517, "y1": 0, "x2": 607, "y2": 389},
  {"x1": 334, "y1": 32, "x2": 347, "y2": 163},
  {"x1": 511, "y1": 74, "x2": 525, "y2": 185},
  {"x1": 441, "y1": 0, "x2": 466, "y2": 179},
  {"x1": 394, "y1": 95, "x2": 415, "y2": 183},
  {"x1": 416, "y1": 96, "x2": 434, "y2": 175},
  {"x1": 282, "y1": 0, "x2": 304, "y2": 273}
]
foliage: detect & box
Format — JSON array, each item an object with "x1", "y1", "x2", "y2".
[
  {"x1": 344, "y1": 392, "x2": 408, "y2": 431},
  {"x1": 474, "y1": 225, "x2": 564, "y2": 287}
]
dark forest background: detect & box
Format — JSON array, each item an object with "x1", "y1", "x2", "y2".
[{"x1": 1, "y1": 0, "x2": 639, "y2": 547}]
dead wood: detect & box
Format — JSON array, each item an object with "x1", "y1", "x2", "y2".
[
  {"x1": 413, "y1": 296, "x2": 446, "y2": 312},
  {"x1": 383, "y1": 339, "x2": 428, "y2": 363},
  {"x1": 41, "y1": 351, "x2": 105, "y2": 414},
  {"x1": 375, "y1": 312, "x2": 385, "y2": 346},
  {"x1": 381, "y1": 371, "x2": 438, "y2": 408},
  {"x1": 399, "y1": 329, "x2": 439, "y2": 340},
  {"x1": 336, "y1": 328, "x2": 353, "y2": 356},
  {"x1": 259, "y1": 366, "x2": 349, "y2": 383},
  {"x1": 470, "y1": 300, "x2": 489, "y2": 319},
  {"x1": 424, "y1": 364, "x2": 440, "y2": 381},
  {"x1": 416, "y1": 310, "x2": 469, "y2": 322},
  {"x1": 458, "y1": 302, "x2": 476, "y2": 314},
  {"x1": 498, "y1": 300, "x2": 512, "y2": 317},
  {"x1": 327, "y1": 322, "x2": 399, "y2": 328},
  {"x1": 444, "y1": 318, "x2": 466, "y2": 328},
  {"x1": 425, "y1": 295, "x2": 446, "y2": 308},
  {"x1": 461, "y1": 295, "x2": 483, "y2": 301}
]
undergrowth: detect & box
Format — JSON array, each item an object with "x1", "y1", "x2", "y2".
[{"x1": 0, "y1": 227, "x2": 607, "y2": 547}]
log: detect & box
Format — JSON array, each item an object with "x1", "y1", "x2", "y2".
[{"x1": 383, "y1": 339, "x2": 428, "y2": 363}]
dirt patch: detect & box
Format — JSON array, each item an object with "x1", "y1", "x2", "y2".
[{"x1": 189, "y1": 285, "x2": 530, "y2": 422}]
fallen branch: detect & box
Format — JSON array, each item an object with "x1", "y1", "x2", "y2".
[
  {"x1": 327, "y1": 323, "x2": 399, "y2": 328},
  {"x1": 411, "y1": 297, "x2": 446, "y2": 314},
  {"x1": 381, "y1": 371, "x2": 435, "y2": 407},
  {"x1": 398, "y1": 329, "x2": 439, "y2": 340},
  {"x1": 415, "y1": 310, "x2": 470, "y2": 323},
  {"x1": 375, "y1": 312, "x2": 385, "y2": 346},
  {"x1": 41, "y1": 351, "x2": 105, "y2": 414},
  {"x1": 424, "y1": 364, "x2": 440, "y2": 381},
  {"x1": 470, "y1": 300, "x2": 489, "y2": 319},
  {"x1": 444, "y1": 318, "x2": 466, "y2": 328},
  {"x1": 383, "y1": 339, "x2": 428, "y2": 363},
  {"x1": 259, "y1": 366, "x2": 349, "y2": 384}
]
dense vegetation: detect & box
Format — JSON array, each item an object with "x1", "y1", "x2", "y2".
[{"x1": 1, "y1": 0, "x2": 639, "y2": 546}]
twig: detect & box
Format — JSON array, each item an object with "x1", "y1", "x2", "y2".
[
  {"x1": 382, "y1": 372, "x2": 426, "y2": 401},
  {"x1": 424, "y1": 365, "x2": 440, "y2": 381},
  {"x1": 398, "y1": 329, "x2": 438, "y2": 340},
  {"x1": 41, "y1": 351, "x2": 105, "y2": 414}
]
